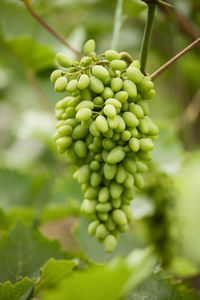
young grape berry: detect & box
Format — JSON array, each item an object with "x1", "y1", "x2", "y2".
[{"x1": 51, "y1": 40, "x2": 159, "y2": 253}]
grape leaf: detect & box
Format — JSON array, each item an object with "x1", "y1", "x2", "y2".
[
  {"x1": 73, "y1": 217, "x2": 144, "y2": 263},
  {"x1": 0, "y1": 221, "x2": 65, "y2": 284},
  {"x1": 34, "y1": 258, "x2": 75, "y2": 295},
  {"x1": 126, "y1": 270, "x2": 198, "y2": 300},
  {"x1": 43, "y1": 248, "x2": 156, "y2": 300},
  {"x1": 0, "y1": 277, "x2": 34, "y2": 300}
]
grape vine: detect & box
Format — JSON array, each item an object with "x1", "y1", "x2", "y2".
[{"x1": 51, "y1": 40, "x2": 158, "y2": 252}]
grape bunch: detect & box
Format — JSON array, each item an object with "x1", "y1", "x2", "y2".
[{"x1": 51, "y1": 40, "x2": 158, "y2": 253}]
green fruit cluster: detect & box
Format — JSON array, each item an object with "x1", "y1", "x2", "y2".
[{"x1": 51, "y1": 40, "x2": 158, "y2": 253}]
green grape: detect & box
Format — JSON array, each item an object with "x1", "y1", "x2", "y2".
[
  {"x1": 89, "y1": 76, "x2": 104, "y2": 93},
  {"x1": 104, "y1": 235, "x2": 117, "y2": 253},
  {"x1": 110, "y1": 60, "x2": 126, "y2": 70},
  {"x1": 92, "y1": 65, "x2": 109, "y2": 81},
  {"x1": 51, "y1": 41, "x2": 158, "y2": 252},
  {"x1": 54, "y1": 77, "x2": 68, "y2": 92},
  {"x1": 105, "y1": 50, "x2": 121, "y2": 61},
  {"x1": 103, "y1": 104, "x2": 116, "y2": 118},
  {"x1": 123, "y1": 80, "x2": 137, "y2": 99},
  {"x1": 83, "y1": 39, "x2": 95, "y2": 55},
  {"x1": 56, "y1": 53, "x2": 72, "y2": 68},
  {"x1": 78, "y1": 74, "x2": 90, "y2": 90},
  {"x1": 51, "y1": 70, "x2": 64, "y2": 83},
  {"x1": 111, "y1": 77, "x2": 123, "y2": 92}
]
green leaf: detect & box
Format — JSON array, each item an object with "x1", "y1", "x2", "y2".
[
  {"x1": 0, "y1": 221, "x2": 65, "y2": 284},
  {"x1": 34, "y1": 258, "x2": 75, "y2": 295},
  {"x1": 0, "y1": 277, "x2": 34, "y2": 300},
  {"x1": 127, "y1": 270, "x2": 198, "y2": 300},
  {"x1": 6, "y1": 36, "x2": 55, "y2": 72},
  {"x1": 74, "y1": 217, "x2": 144, "y2": 263},
  {"x1": 43, "y1": 248, "x2": 156, "y2": 300}
]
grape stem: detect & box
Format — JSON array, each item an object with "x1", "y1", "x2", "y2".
[
  {"x1": 151, "y1": 37, "x2": 200, "y2": 80},
  {"x1": 111, "y1": 0, "x2": 124, "y2": 50},
  {"x1": 140, "y1": 2, "x2": 156, "y2": 74},
  {"x1": 23, "y1": 0, "x2": 83, "y2": 58}
]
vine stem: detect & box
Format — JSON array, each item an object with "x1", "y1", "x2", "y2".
[
  {"x1": 23, "y1": 0, "x2": 83, "y2": 58},
  {"x1": 140, "y1": 3, "x2": 156, "y2": 73},
  {"x1": 111, "y1": 0, "x2": 124, "y2": 50},
  {"x1": 151, "y1": 37, "x2": 200, "y2": 80}
]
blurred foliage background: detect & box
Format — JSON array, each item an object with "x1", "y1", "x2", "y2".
[{"x1": 0, "y1": 0, "x2": 200, "y2": 299}]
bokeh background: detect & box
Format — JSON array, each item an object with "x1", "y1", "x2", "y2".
[{"x1": 0, "y1": 0, "x2": 200, "y2": 298}]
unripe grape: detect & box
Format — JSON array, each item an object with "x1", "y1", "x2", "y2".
[
  {"x1": 98, "y1": 213, "x2": 108, "y2": 222},
  {"x1": 126, "y1": 67, "x2": 144, "y2": 83},
  {"x1": 123, "y1": 158, "x2": 137, "y2": 174},
  {"x1": 51, "y1": 70, "x2": 63, "y2": 83},
  {"x1": 105, "y1": 98, "x2": 121, "y2": 109},
  {"x1": 54, "y1": 77, "x2": 68, "y2": 92},
  {"x1": 80, "y1": 88, "x2": 92, "y2": 101},
  {"x1": 89, "y1": 122, "x2": 100, "y2": 137},
  {"x1": 110, "y1": 182, "x2": 123, "y2": 198},
  {"x1": 78, "y1": 74, "x2": 90, "y2": 89},
  {"x1": 56, "y1": 136, "x2": 72, "y2": 149},
  {"x1": 139, "y1": 138, "x2": 154, "y2": 151},
  {"x1": 96, "y1": 203, "x2": 112, "y2": 213},
  {"x1": 89, "y1": 76, "x2": 104, "y2": 93},
  {"x1": 90, "y1": 172, "x2": 102, "y2": 187},
  {"x1": 88, "y1": 220, "x2": 99, "y2": 236},
  {"x1": 110, "y1": 60, "x2": 126, "y2": 70},
  {"x1": 129, "y1": 103, "x2": 144, "y2": 118},
  {"x1": 105, "y1": 50, "x2": 120, "y2": 61},
  {"x1": 75, "y1": 100, "x2": 94, "y2": 112},
  {"x1": 78, "y1": 165, "x2": 91, "y2": 184},
  {"x1": 105, "y1": 218, "x2": 115, "y2": 231},
  {"x1": 122, "y1": 112, "x2": 139, "y2": 127},
  {"x1": 56, "y1": 53, "x2": 72, "y2": 68},
  {"x1": 123, "y1": 80, "x2": 137, "y2": 99},
  {"x1": 67, "y1": 79, "x2": 78, "y2": 92},
  {"x1": 76, "y1": 108, "x2": 92, "y2": 121},
  {"x1": 102, "y1": 87, "x2": 114, "y2": 99},
  {"x1": 57, "y1": 125, "x2": 72, "y2": 136},
  {"x1": 92, "y1": 65, "x2": 109, "y2": 81},
  {"x1": 121, "y1": 130, "x2": 131, "y2": 141},
  {"x1": 103, "y1": 104, "x2": 116, "y2": 118},
  {"x1": 130, "y1": 60, "x2": 141, "y2": 69},
  {"x1": 95, "y1": 224, "x2": 107, "y2": 240},
  {"x1": 135, "y1": 161, "x2": 147, "y2": 173},
  {"x1": 98, "y1": 187, "x2": 109, "y2": 203},
  {"x1": 74, "y1": 140, "x2": 87, "y2": 158},
  {"x1": 102, "y1": 138, "x2": 115, "y2": 151},
  {"x1": 103, "y1": 163, "x2": 117, "y2": 180},
  {"x1": 115, "y1": 91, "x2": 128, "y2": 104},
  {"x1": 116, "y1": 165, "x2": 127, "y2": 184},
  {"x1": 95, "y1": 116, "x2": 108, "y2": 133},
  {"x1": 111, "y1": 77, "x2": 123, "y2": 92},
  {"x1": 124, "y1": 173, "x2": 134, "y2": 189},
  {"x1": 90, "y1": 160, "x2": 100, "y2": 171},
  {"x1": 72, "y1": 125, "x2": 88, "y2": 139},
  {"x1": 112, "y1": 209, "x2": 127, "y2": 226},
  {"x1": 134, "y1": 173, "x2": 144, "y2": 189},
  {"x1": 107, "y1": 146, "x2": 125, "y2": 164},
  {"x1": 80, "y1": 56, "x2": 93, "y2": 66},
  {"x1": 84, "y1": 187, "x2": 99, "y2": 199},
  {"x1": 129, "y1": 137, "x2": 140, "y2": 152},
  {"x1": 104, "y1": 235, "x2": 117, "y2": 253},
  {"x1": 83, "y1": 39, "x2": 95, "y2": 55},
  {"x1": 111, "y1": 198, "x2": 121, "y2": 209},
  {"x1": 94, "y1": 96, "x2": 104, "y2": 106},
  {"x1": 84, "y1": 199, "x2": 96, "y2": 214}
]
